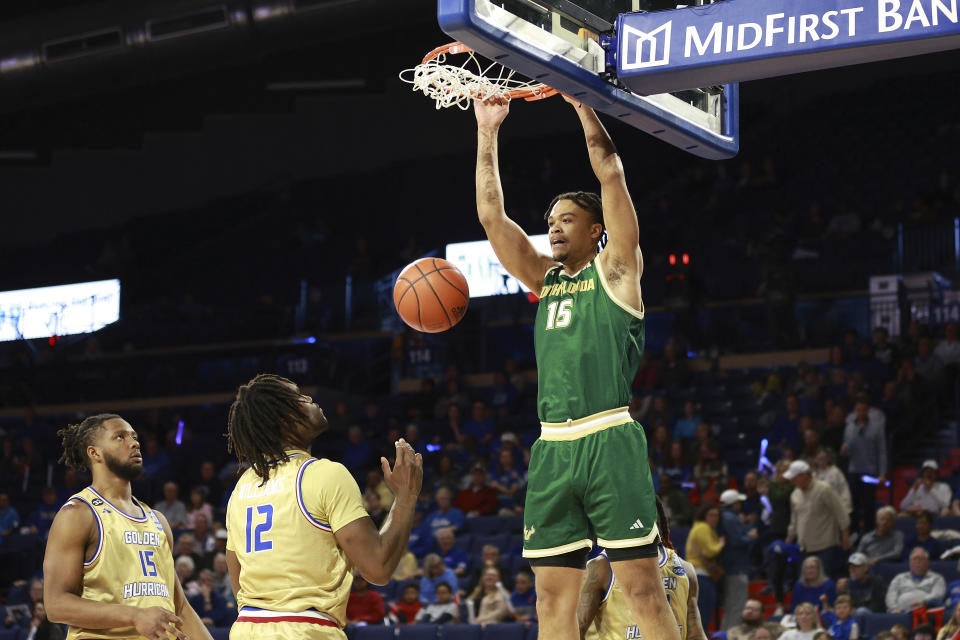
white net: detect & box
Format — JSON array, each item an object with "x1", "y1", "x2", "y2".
[{"x1": 399, "y1": 45, "x2": 554, "y2": 110}]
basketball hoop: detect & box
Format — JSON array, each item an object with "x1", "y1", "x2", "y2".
[{"x1": 399, "y1": 42, "x2": 558, "y2": 110}]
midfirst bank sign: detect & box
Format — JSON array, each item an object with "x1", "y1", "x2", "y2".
[{"x1": 615, "y1": 0, "x2": 960, "y2": 95}]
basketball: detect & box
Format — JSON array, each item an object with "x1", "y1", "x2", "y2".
[{"x1": 394, "y1": 258, "x2": 470, "y2": 333}]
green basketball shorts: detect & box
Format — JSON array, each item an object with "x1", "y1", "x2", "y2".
[{"x1": 522, "y1": 408, "x2": 659, "y2": 558}]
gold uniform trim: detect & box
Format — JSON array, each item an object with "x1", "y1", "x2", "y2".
[
  {"x1": 595, "y1": 257, "x2": 645, "y2": 320},
  {"x1": 539, "y1": 406, "x2": 633, "y2": 441},
  {"x1": 522, "y1": 538, "x2": 594, "y2": 558},
  {"x1": 597, "y1": 523, "x2": 660, "y2": 549}
]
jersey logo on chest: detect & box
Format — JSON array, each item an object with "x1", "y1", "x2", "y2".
[{"x1": 539, "y1": 278, "x2": 595, "y2": 299}]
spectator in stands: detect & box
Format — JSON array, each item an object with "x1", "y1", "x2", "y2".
[
  {"x1": 648, "y1": 424, "x2": 671, "y2": 466},
  {"x1": 905, "y1": 511, "x2": 940, "y2": 561},
  {"x1": 842, "y1": 393, "x2": 887, "y2": 533},
  {"x1": 420, "y1": 554, "x2": 459, "y2": 604},
  {"x1": 196, "y1": 461, "x2": 222, "y2": 507},
  {"x1": 890, "y1": 626, "x2": 910, "y2": 640},
  {"x1": 935, "y1": 601, "x2": 960, "y2": 640},
  {"x1": 657, "y1": 342, "x2": 692, "y2": 391},
  {"x1": 660, "y1": 441, "x2": 692, "y2": 485},
  {"x1": 772, "y1": 394, "x2": 803, "y2": 453},
  {"x1": 914, "y1": 624, "x2": 936, "y2": 640},
  {"x1": 26, "y1": 487, "x2": 60, "y2": 538},
  {"x1": 435, "y1": 527, "x2": 469, "y2": 576},
  {"x1": 674, "y1": 401, "x2": 701, "y2": 441},
  {"x1": 187, "y1": 569, "x2": 231, "y2": 627},
  {"x1": 720, "y1": 489, "x2": 758, "y2": 629},
  {"x1": 837, "y1": 552, "x2": 885, "y2": 614},
  {"x1": 174, "y1": 533, "x2": 202, "y2": 572},
  {"x1": 489, "y1": 371, "x2": 519, "y2": 418},
  {"x1": 693, "y1": 440, "x2": 729, "y2": 506},
  {"x1": 658, "y1": 474, "x2": 694, "y2": 528},
  {"x1": 154, "y1": 481, "x2": 188, "y2": 529},
  {"x1": 416, "y1": 582, "x2": 459, "y2": 624},
  {"x1": 886, "y1": 547, "x2": 946, "y2": 613},
  {"x1": 431, "y1": 455, "x2": 462, "y2": 493},
  {"x1": 873, "y1": 327, "x2": 899, "y2": 368},
  {"x1": 185, "y1": 487, "x2": 213, "y2": 530},
  {"x1": 819, "y1": 594, "x2": 858, "y2": 640},
  {"x1": 364, "y1": 490, "x2": 387, "y2": 529},
  {"x1": 778, "y1": 602, "x2": 823, "y2": 640},
  {"x1": 15, "y1": 600, "x2": 65, "y2": 640},
  {"x1": 175, "y1": 555, "x2": 198, "y2": 596},
  {"x1": 454, "y1": 464, "x2": 499, "y2": 517},
  {"x1": 425, "y1": 487, "x2": 465, "y2": 532},
  {"x1": 489, "y1": 449, "x2": 524, "y2": 503},
  {"x1": 365, "y1": 468, "x2": 394, "y2": 510},
  {"x1": 389, "y1": 583, "x2": 423, "y2": 624},
  {"x1": 343, "y1": 426, "x2": 372, "y2": 480},
  {"x1": 792, "y1": 556, "x2": 837, "y2": 611},
  {"x1": 464, "y1": 400, "x2": 496, "y2": 449},
  {"x1": 466, "y1": 544, "x2": 513, "y2": 594},
  {"x1": 726, "y1": 599, "x2": 783, "y2": 640},
  {"x1": 389, "y1": 548, "x2": 417, "y2": 584},
  {"x1": 752, "y1": 628, "x2": 777, "y2": 640},
  {"x1": 785, "y1": 459, "x2": 850, "y2": 578},
  {"x1": 813, "y1": 449, "x2": 852, "y2": 515},
  {"x1": 211, "y1": 553, "x2": 234, "y2": 605},
  {"x1": 686, "y1": 503, "x2": 725, "y2": 630},
  {"x1": 901, "y1": 460, "x2": 952, "y2": 516},
  {"x1": 857, "y1": 506, "x2": 904, "y2": 565},
  {"x1": 915, "y1": 338, "x2": 945, "y2": 388},
  {"x1": 511, "y1": 570, "x2": 537, "y2": 622},
  {"x1": 408, "y1": 510, "x2": 434, "y2": 557},
  {"x1": 935, "y1": 324, "x2": 960, "y2": 366},
  {"x1": 346, "y1": 575, "x2": 386, "y2": 625},
  {"x1": 192, "y1": 513, "x2": 216, "y2": 563},
  {"x1": 469, "y1": 566, "x2": 512, "y2": 625},
  {"x1": 645, "y1": 396, "x2": 674, "y2": 431},
  {"x1": 0, "y1": 492, "x2": 20, "y2": 536}
]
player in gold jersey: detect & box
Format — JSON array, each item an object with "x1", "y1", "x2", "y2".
[
  {"x1": 578, "y1": 498, "x2": 707, "y2": 640},
  {"x1": 224, "y1": 374, "x2": 422, "y2": 640},
  {"x1": 43, "y1": 413, "x2": 213, "y2": 640}
]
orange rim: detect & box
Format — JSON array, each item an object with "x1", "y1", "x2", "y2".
[{"x1": 420, "y1": 41, "x2": 558, "y2": 102}]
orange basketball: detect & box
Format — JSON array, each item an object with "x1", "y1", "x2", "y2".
[{"x1": 394, "y1": 258, "x2": 470, "y2": 333}]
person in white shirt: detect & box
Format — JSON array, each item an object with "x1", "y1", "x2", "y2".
[
  {"x1": 886, "y1": 547, "x2": 946, "y2": 613},
  {"x1": 934, "y1": 323, "x2": 960, "y2": 366},
  {"x1": 813, "y1": 448, "x2": 852, "y2": 514},
  {"x1": 778, "y1": 602, "x2": 823, "y2": 640},
  {"x1": 900, "y1": 460, "x2": 953, "y2": 516}
]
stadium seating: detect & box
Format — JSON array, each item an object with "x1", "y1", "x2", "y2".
[
  {"x1": 481, "y1": 623, "x2": 526, "y2": 640},
  {"x1": 858, "y1": 612, "x2": 912, "y2": 639},
  {"x1": 399, "y1": 624, "x2": 440, "y2": 640},
  {"x1": 439, "y1": 624, "x2": 481, "y2": 640},
  {"x1": 354, "y1": 625, "x2": 398, "y2": 640}
]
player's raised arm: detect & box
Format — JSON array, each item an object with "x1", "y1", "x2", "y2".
[
  {"x1": 475, "y1": 98, "x2": 557, "y2": 292},
  {"x1": 564, "y1": 96, "x2": 643, "y2": 279},
  {"x1": 44, "y1": 501, "x2": 186, "y2": 640},
  {"x1": 334, "y1": 439, "x2": 423, "y2": 585},
  {"x1": 156, "y1": 510, "x2": 214, "y2": 640},
  {"x1": 577, "y1": 555, "x2": 611, "y2": 640}
]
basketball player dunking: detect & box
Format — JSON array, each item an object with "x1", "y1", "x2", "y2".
[
  {"x1": 43, "y1": 413, "x2": 212, "y2": 640},
  {"x1": 474, "y1": 95, "x2": 678, "y2": 640},
  {"x1": 224, "y1": 374, "x2": 422, "y2": 640},
  {"x1": 578, "y1": 498, "x2": 707, "y2": 640}
]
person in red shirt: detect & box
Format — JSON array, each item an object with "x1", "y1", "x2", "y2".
[
  {"x1": 346, "y1": 575, "x2": 385, "y2": 625},
  {"x1": 455, "y1": 463, "x2": 500, "y2": 516},
  {"x1": 389, "y1": 583, "x2": 423, "y2": 624}
]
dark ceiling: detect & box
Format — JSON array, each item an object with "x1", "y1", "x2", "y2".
[{"x1": 2, "y1": 0, "x2": 960, "y2": 248}]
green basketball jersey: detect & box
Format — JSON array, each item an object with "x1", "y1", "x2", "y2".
[{"x1": 534, "y1": 256, "x2": 645, "y2": 423}]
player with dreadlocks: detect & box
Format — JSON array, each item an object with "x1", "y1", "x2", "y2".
[
  {"x1": 43, "y1": 413, "x2": 213, "y2": 640},
  {"x1": 577, "y1": 497, "x2": 707, "y2": 640},
  {"x1": 224, "y1": 373, "x2": 422, "y2": 640}
]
